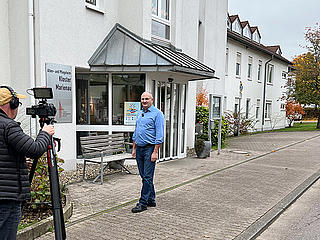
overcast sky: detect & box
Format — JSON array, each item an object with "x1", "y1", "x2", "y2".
[{"x1": 228, "y1": 0, "x2": 320, "y2": 60}]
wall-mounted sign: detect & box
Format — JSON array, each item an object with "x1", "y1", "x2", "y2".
[
  {"x1": 124, "y1": 102, "x2": 141, "y2": 125},
  {"x1": 45, "y1": 63, "x2": 72, "y2": 123}
]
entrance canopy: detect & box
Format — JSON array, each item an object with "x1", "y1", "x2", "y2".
[{"x1": 88, "y1": 23, "x2": 216, "y2": 80}]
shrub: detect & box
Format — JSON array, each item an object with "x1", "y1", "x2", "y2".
[
  {"x1": 30, "y1": 154, "x2": 65, "y2": 208},
  {"x1": 224, "y1": 111, "x2": 256, "y2": 136},
  {"x1": 195, "y1": 106, "x2": 228, "y2": 146}
]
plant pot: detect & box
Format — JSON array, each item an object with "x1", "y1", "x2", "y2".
[{"x1": 195, "y1": 140, "x2": 211, "y2": 158}]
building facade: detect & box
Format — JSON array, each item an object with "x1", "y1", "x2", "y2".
[
  {"x1": 1, "y1": 0, "x2": 228, "y2": 170},
  {"x1": 225, "y1": 14, "x2": 291, "y2": 131}
]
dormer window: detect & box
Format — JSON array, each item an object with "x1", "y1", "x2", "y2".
[
  {"x1": 244, "y1": 26, "x2": 251, "y2": 39},
  {"x1": 152, "y1": 0, "x2": 170, "y2": 41},
  {"x1": 233, "y1": 19, "x2": 242, "y2": 34},
  {"x1": 227, "y1": 18, "x2": 231, "y2": 29},
  {"x1": 253, "y1": 31, "x2": 261, "y2": 43}
]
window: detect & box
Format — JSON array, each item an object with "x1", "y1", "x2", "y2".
[
  {"x1": 86, "y1": 0, "x2": 96, "y2": 5},
  {"x1": 256, "y1": 99, "x2": 260, "y2": 119},
  {"x1": 85, "y1": 0, "x2": 104, "y2": 13},
  {"x1": 234, "y1": 98, "x2": 240, "y2": 114},
  {"x1": 225, "y1": 48, "x2": 229, "y2": 75},
  {"x1": 265, "y1": 101, "x2": 272, "y2": 119},
  {"x1": 151, "y1": 0, "x2": 170, "y2": 40},
  {"x1": 76, "y1": 74, "x2": 108, "y2": 125},
  {"x1": 282, "y1": 71, "x2": 287, "y2": 79},
  {"x1": 267, "y1": 64, "x2": 274, "y2": 84},
  {"x1": 253, "y1": 31, "x2": 260, "y2": 43},
  {"x1": 233, "y1": 20, "x2": 242, "y2": 34},
  {"x1": 280, "y1": 103, "x2": 285, "y2": 110},
  {"x1": 257, "y1": 60, "x2": 262, "y2": 82},
  {"x1": 248, "y1": 56, "x2": 252, "y2": 79},
  {"x1": 236, "y1": 52, "x2": 241, "y2": 77},
  {"x1": 244, "y1": 26, "x2": 251, "y2": 38},
  {"x1": 245, "y1": 98, "x2": 250, "y2": 119},
  {"x1": 112, "y1": 74, "x2": 145, "y2": 125}
]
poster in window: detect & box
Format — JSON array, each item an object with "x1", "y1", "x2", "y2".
[
  {"x1": 45, "y1": 63, "x2": 72, "y2": 123},
  {"x1": 124, "y1": 102, "x2": 141, "y2": 125}
]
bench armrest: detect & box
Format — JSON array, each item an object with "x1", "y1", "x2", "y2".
[{"x1": 124, "y1": 142, "x2": 133, "y2": 146}]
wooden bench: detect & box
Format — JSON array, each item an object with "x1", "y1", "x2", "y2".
[{"x1": 80, "y1": 133, "x2": 133, "y2": 184}]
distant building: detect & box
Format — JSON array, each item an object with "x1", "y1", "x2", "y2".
[{"x1": 225, "y1": 14, "x2": 292, "y2": 131}]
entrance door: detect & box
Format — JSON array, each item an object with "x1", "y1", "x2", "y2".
[{"x1": 155, "y1": 81, "x2": 186, "y2": 160}]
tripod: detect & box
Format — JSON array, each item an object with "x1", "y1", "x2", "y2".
[{"x1": 29, "y1": 117, "x2": 66, "y2": 240}]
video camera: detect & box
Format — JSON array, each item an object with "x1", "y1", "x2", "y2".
[{"x1": 26, "y1": 88, "x2": 57, "y2": 118}]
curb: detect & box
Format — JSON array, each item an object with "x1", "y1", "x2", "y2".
[
  {"x1": 17, "y1": 192, "x2": 73, "y2": 240},
  {"x1": 234, "y1": 171, "x2": 320, "y2": 240}
]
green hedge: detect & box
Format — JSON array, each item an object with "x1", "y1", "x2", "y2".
[{"x1": 195, "y1": 106, "x2": 228, "y2": 146}]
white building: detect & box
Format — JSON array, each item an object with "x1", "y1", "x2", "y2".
[
  {"x1": 1, "y1": 0, "x2": 228, "y2": 170},
  {"x1": 225, "y1": 14, "x2": 292, "y2": 131}
]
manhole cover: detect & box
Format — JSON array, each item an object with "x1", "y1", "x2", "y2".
[{"x1": 230, "y1": 150, "x2": 249, "y2": 154}]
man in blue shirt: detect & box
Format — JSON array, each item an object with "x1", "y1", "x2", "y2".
[{"x1": 131, "y1": 92, "x2": 164, "y2": 213}]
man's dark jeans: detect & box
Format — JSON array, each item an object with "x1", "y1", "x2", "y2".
[
  {"x1": 136, "y1": 145, "x2": 156, "y2": 206},
  {"x1": 0, "y1": 201, "x2": 22, "y2": 240}
]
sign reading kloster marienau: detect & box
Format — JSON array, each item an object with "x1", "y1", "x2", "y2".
[{"x1": 45, "y1": 63, "x2": 72, "y2": 123}]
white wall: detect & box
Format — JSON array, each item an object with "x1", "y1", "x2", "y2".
[
  {"x1": 225, "y1": 39, "x2": 288, "y2": 131},
  {"x1": 0, "y1": 0, "x2": 11, "y2": 86}
]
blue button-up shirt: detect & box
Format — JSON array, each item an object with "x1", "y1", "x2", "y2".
[{"x1": 132, "y1": 105, "x2": 164, "y2": 146}]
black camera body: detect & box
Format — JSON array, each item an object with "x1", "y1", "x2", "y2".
[
  {"x1": 26, "y1": 88, "x2": 57, "y2": 118},
  {"x1": 26, "y1": 102, "x2": 56, "y2": 118}
]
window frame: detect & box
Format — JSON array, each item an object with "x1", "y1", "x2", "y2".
[
  {"x1": 267, "y1": 64, "x2": 274, "y2": 84},
  {"x1": 265, "y1": 101, "x2": 272, "y2": 120},
  {"x1": 236, "y1": 52, "x2": 241, "y2": 77},
  {"x1": 256, "y1": 99, "x2": 260, "y2": 120},
  {"x1": 257, "y1": 60, "x2": 262, "y2": 82},
  {"x1": 245, "y1": 98, "x2": 250, "y2": 119},
  {"x1": 85, "y1": 0, "x2": 104, "y2": 14},
  {"x1": 247, "y1": 56, "x2": 252, "y2": 80},
  {"x1": 151, "y1": 0, "x2": 171, "y2": 41}
]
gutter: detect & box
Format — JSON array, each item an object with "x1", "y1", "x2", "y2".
[
  {"x1": 28, "y1": 0, "x2": 37, "y2": 136},
  {"x1": 261, "y1": 55, "x2": 274, "y2": 131}
]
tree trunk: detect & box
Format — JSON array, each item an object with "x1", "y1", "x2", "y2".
[{"x1": 317, "y1": 114, "x2": 320, "y2": 129}]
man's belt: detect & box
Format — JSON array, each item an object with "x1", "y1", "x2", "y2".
[{"x1": 137, "y1": 143, "x2": 155, "y2": 148}]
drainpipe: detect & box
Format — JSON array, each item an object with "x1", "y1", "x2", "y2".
[
  {"x1": 28, "y1": 0, "x2": 37, "y2": 136},
  {"x1": 261, "y1": 55, "x2": 274, "y2": 131}
]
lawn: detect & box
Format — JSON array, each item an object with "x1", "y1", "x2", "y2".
[{"x1": 271, "y1": 122, "x2": 320, "y2": 132}]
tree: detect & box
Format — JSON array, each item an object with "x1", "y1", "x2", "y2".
[
  {"x1": 291, "y1": 24, "x2": 320, "y2": 128},
  {"x1": 196, "y1": 87, "x2": 209, "y2": 107},
  {"x1": 285, "y1": 100, "x2": 305, "y2": 127}
]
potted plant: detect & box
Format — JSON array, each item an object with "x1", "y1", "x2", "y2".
[{"x1": 195, "y1": 134, "x2": 211, "y2": 158}]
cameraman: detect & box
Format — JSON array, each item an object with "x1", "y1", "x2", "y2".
[{"x1": 0, "y1": 86, "x2": 54, "y2": 240}]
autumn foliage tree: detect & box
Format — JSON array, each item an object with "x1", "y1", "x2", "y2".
[
  {"x1": 285, "y1": 100, "x2": 305, "y2": 127},
  {"x1": 196, "y1": 87, "x2": 209, "y2": 107},
  {"x1": 290, "y1": 24, "x2": 320, "y2": 128}
]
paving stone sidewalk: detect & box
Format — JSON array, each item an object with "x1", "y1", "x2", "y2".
[{"x1": 38, "y1": 131, "x2": 320, "y2": 239}]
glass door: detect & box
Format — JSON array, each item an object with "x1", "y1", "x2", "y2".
[{"x1": 155, "y1": 81, "x2": 185, "y2": 160}]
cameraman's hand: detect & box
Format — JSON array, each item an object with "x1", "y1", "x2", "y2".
[{"x1": 42, "y1": 124, "x2": 55, "y2": 136}]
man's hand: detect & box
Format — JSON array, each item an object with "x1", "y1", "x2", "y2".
[
  {"x1": 26, "y1": 158, "x2": 33, "y2": 171},
  {"x1": 132, "y1": 149, "x2": 136, "y2": 158},
  {"x1": 151, "y1": 152, "x2": 158, "y2": 162},
  {"x1": 42, "y1": 124, "x2": 55, "y2": 136}
]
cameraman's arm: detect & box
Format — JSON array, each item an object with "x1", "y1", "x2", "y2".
[{"x1": 5, "y1": 121, "x2": 52, "y2": 159}]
